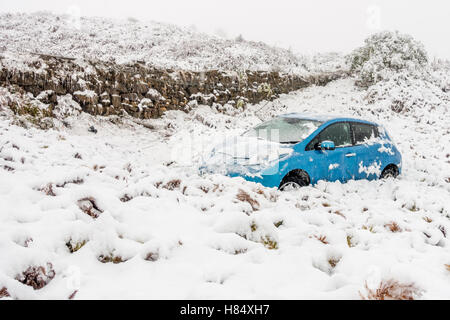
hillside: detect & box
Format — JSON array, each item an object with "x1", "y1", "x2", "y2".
[{"x1": 0, "y1": 11, "x2": 344, "y2": 74}]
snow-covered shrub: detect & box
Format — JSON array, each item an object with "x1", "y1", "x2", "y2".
[
  {"x1": 349, "y1": 31, "x2": 428, "y2": 87},
  {"x1": 53, "y1": 94, "x2": 82, "y2": 119},
  {"x1": 351, "y1": 31, "x2": 450, "y2": 115}
]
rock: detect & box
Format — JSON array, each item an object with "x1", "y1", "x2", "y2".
[
  {"x1": 88, "y1": 126, "x2": 98, "y2": 134},
  {"x1": 73, "y1": 90, "x2": 98, "y2": 106},
  {"x1": 146, "y1": 88, "x2": 163, "y2": 101},
  {"x1": 135, "y1": 81, "x2": 149, "y2": 94},
  {"x1": 111, "y1": 94, "x2": 122, "y2": 108},
  {"x1": 36, "y1": 90, "x2": 58, "y2": 104}
]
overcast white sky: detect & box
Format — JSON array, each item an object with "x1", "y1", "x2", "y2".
[{"x1": 1, "y1": 0, "x2": 449, "y2": 58}]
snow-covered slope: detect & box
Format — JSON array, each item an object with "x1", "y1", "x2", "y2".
[
  {"x1": 0, "y1": 11, "x2": 319, "y2": 73},
  {"x1": 1, "y1": 78, "x2": 449, "y2": 299}
]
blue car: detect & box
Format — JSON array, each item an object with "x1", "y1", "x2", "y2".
[{"x1": 204, "y1": 114, "x2": 402, "y2": 190}]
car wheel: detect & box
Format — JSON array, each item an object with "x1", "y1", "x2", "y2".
[
  {"x1": 380, "y1": 165, "x2": 399, "y2": 179},
  {"x1": 279, "y1": 170, "x2": 310, "y2": 191}
]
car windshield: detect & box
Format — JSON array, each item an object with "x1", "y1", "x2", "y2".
[{"x1": 245, "y1": 117, "x2": 323, "y2": 144}]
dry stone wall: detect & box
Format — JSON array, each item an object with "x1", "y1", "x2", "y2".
[{"x1": 0, "y1": 55, "x2": 347, "y2": 119}]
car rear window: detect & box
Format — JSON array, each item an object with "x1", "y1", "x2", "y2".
[{"x1": 352, "y1": 123, "x2": 379, "y2": 145}]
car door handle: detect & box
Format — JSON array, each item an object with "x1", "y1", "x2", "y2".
[{"x1": 345, "y1": 153, "x2": 356, "y2": 158}]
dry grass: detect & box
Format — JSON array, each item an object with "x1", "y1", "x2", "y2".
[
  {"x1": 93, "y1": 164, "x2": 102, "y2": 171},
  {"x1": 234, "y1": 248, "x2": 248, "y2": 255},
  {"x1": 402, "y1": 202, "x2": 420, "y2": 212},
  {"x1": 23, "y1": 237, "x2": 33, "y2": 248},
  {"x1": 261, "y1": 236, "x2": 278, "y2": 250},
  {"x1": 212, "y1": 184, "x2": 223, "y2": 193},
  {"x1": 0, "y1": 287, "x2": 10, "y2": 298},
  {"x1": 120, "y1": 194, "x2": 133, "y2": 202},
  {"x1": 66, "y1": 239, "x2": 87, "y2": 253},
  {"x1": 144, "y1": 251, "x2": 159, "y2": 262},
  {"x1": 362, "y1": 225, "x2": 375, "y2": 233},
  {"x1": 56, "y1": 177, "x2": 84, "y2": 188},
  {"x1": 124, "y1": 163, "x2": 132, "y2": 173},
  {"x1": 439, "y1": 225, "x2": 447, "y2": 238},
  {"x1": 163, "y1": 179, "x2": 181, "y2": 191},
  {"x1": 274, "y1": 220, "x2": 284, "y2": 228},
  {"x1": 77, "y1": 197, "x2": 103, "y2": 218},
  {"x1": 16, "y1": 263, "x2": 55, "y2": 290},
  {"x1": 255, "y1": 188, "x2": 278, "y2": 202},
  {"x1": 423, "y1": 216, "x2": 433, "y2": 223},
  {"x1": 236, "y1": 189, "x2": 260, "y2": 211},
  {"x1": 360, "y1": 279, "x2": 422, "y2": 300},
  {"x1": 68, "y1": 290, "x2": 78, "y2": 300},
  {"x1": 333, "y1": 210, "x2": 346, "y2": 219},
  {"x1": 98, "y1": 254, "x2": 127, "y2": 264},
  {"x1": 3, "y1": 165, "x2": 15, "y2": 172},
  {"x1": 314, "y1": 235, "x2": 329, "y2": 245},
  {"x1": 347, "y1": 235, "x2": 355, "y2": 248},
  {"x1": 385, "y1": 221, "x2": 402, "y2": 233},
  {"x1": 40, "y1": 183, "x2": 56, "y2": 196},
  {"x1": 328, "y1": 257, "x2": 341, "y2": 268}
]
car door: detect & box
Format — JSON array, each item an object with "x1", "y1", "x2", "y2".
[
  {"x1": 305, "y1": 122, "x2": 355, "y2": 183},
  {"x1": 350, "y1": 122, "x2": 382, "y2": 180}
]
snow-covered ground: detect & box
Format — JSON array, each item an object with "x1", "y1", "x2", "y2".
[{"x1": 1, "y1": 78, "x2": 449, "y2": 299}]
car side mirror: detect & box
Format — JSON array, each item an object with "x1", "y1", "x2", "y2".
[{"x1": 320, "y1": 140, "x2": 335, "y2": 151}]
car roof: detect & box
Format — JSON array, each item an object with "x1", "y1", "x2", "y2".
[{"x1": 278, "y1": 113, "x2": 378, "y2": 126}]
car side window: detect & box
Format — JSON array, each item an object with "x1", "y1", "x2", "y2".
[
  {"x1": 352, "y1": 123, "x2": 379, "y2": 145},
  {"x1": 307, "y1": 122, "x2": 352, "y2": 150}
]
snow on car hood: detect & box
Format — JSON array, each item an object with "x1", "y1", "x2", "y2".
[{"x1": 202, "y1": 136, "x2": 293, "y2": 176}]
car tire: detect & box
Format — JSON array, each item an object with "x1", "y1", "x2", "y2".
[
  {"x1": 380, "y1": 165, "x2": 399, "y2": 179},
  {"x1": 279, "y1": 170, "x2": 310, "y2": 191}
]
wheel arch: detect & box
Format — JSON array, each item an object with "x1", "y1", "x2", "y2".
[
  {"x1": 381, "y1": 163, "x2": 399, "y2": 178},
  {"x1": 382, "y1": 163, "x2": 399, "y2": 173},
  {"x1": 279, "y1": 169, "x2": 311, "y2": 188}
]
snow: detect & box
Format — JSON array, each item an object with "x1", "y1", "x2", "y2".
[
  {"x1": 329, "y1": 164, "x2": 340, "y2": 171},
  {"x1": 0, "y1": 12, "x2": 322, "y2": 75},
  {"x1": 73, "y1": 90, "x2": 96, "y2": 98},
  {"x1": 358, "y1": 161, "x2": 382, "y2": 177},
  {"x1": 201, "y1": 136, "x2": 294, "y2": 177},
  {"x1": 1, "y1": 76, "x2": 449, "y2": 299}
]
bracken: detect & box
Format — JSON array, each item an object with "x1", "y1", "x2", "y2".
[
  {"x1": 77, "y1": 197, "x2": 103, "y2": 218},
  {"x1": 0, "y1": 287, "x2": 10, "y2": 298},
  {"x1": 236, "y1": 189, "x2": 260, "y2": 211},
  {"x1": 16, "y1": 263, "x2": 55, "y2": 290},
  {"x1": 385, "y1": 221, "x2": 402, "y2": 233},
  {"x1": 314, "y1": 235, "x2": 329, "y2": 245},
  {"x1": 360, "y1": 279, "x2": 422, "y2": 300}
]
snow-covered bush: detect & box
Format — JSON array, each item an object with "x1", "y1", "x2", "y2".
[
  {"x1": 349, "y1": 31, "x2": 428, "y2": 87},
  {"x1": 350, "y1": 31, "x2": 449, "y2": 115},
  {"x1": 53, "y1": 94, "x2": 82, "y2": 119}
]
